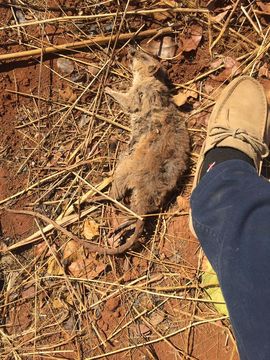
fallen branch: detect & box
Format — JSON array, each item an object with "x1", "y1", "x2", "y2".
[
  {"x1": 5, "y1": 177, "x2": 111, "y2": 250},
  {"x1": 6, "y1": 208, "x2": 89, "y2": 251},
  {"x1": 0, "y1": 26, "x2": 175, "y2": 62},
  {"x1": 0, "y1": 7, "x2": 209, "y2": 32}
]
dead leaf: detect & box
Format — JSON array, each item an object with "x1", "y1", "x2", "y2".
[
  {"x1": 153, "y1": 11, "x2": 172, "y2": 21},
  {"x1": 138, "y1": 323, "x2": 151, "y2": 335},
  {"x1": 210, "y1": 58, "x2": 223, "y2": 69},
  {"x1": 52, "y1": 297, "x2": 65, "y2": 309},
  {"x1": 173, "y1": 92, "x2": 188, "y2": 106},
  {"x1": 211, "y1": 56, "x2": 241, "y2": 82},
  {"x1": 68, "y1": 258, "x2": 106, "y2": 279},
  {"x1": 159, "y1": 36, "x2": 177, "y2": 59},
  {"x1": 59, "y1": 86, "x2": 77, "y2": 103},
  {"x1": 258, "y1": 63, "x2": 270, "y2": 78},
  {"x1": 173, "y1": 84, "x2": 198, "y2": 106},
  {"x1": 140, "y1": 39, "x2": 159, "y2": 56},
  {"x1": 15, "y1": 9, "x2": 26, "y2": 23},
  {"x1": 201, "y1": 260, "x2": 228, "y2": 316},
  {"x1": 257, "y1": 1, "x2": 270, "y2": 13},
  {"x1": 105, "y1": 297, "x2": 120, "y2": 311},
  {"x1": 21, "y1": 286, "x2": 36, "y2": 299},
  {"x1": 207, "y1": 0, "x2": 231, "y2": 11},
  {"x1": 88, "y1": 64, "x2": 99, "y2": 76},
  {"x1": 185, "y1": 83, "x2": 198, "y2": 99},
  {"x1": 140, "y1": 37, "x2": 176, "y2": 59},
  {"x1": 78, "y1": 114, "x2": 90, "y2": 129},
  {"x1": 224, "y1": 56, "x2": 241, "y2": 71},
  {"x1": 63, "y1": 315, "x2": 76, "y2": 331},
  {"x1": 34, "y1": 242, "x2": 56, "y2": 258},
  {"x1": 204, "y1": 79, "x2": 225, "y2": 99},
  {"x1": 56, "y1": 58, "x2": 74, "y2": 76},
  {"x1": 160, "y1": 0, "x2": 178, "y2": 6},
  {"x1": 63, "y1": 240, "x2": 82, "y2": 263},
  {"x1": 68, "y1": 258, "x2": 90, "y2": 278},
  {"x1": 83, "y1": 219, "x2": 99, "y2": 240},
  {"x1": 210, "y1": 10, "x2": 229, "y2": 22},
  {"x1": 179, "y1": 24, "x2": 203, "y2": 53},
  {"x1": 65, "y1": 293, "x2": 74, "y2": 306},
  {"x1": 149, "y1": 311, "x2": 165, "y2": 326},
  {"x1": 123, "y1": 257, "x2": 131, "y2": 272},
  {"x1": 204, "y1": 82, "x2": 215, "y2": 95},
  {"x1": 47, "y1": 257, "x2": 65, "y2": 275}
]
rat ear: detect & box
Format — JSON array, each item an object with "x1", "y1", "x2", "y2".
[{"x1": 148, "y1": 63, "x2": 160, "y2": 75}]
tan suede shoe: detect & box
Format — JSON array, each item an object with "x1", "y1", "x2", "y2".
[
  {"x1": 190, "y1": 76, "x2": 270, "y2": 238},
  {"x1": 193, "y1": 76, "x2": 270, "y2": 187}
]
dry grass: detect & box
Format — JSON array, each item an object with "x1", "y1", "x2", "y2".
[{"x1": 0, "y1": 0, "x2": 269, "y2": 359}]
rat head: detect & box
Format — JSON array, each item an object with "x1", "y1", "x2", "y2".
[{"x1": 129, "y1": 48, "x2": 160, "y2": 78}]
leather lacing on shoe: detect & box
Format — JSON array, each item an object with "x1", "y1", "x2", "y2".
[{"x1": 209, "y1": 125, "x2": 269, "y2": 158}]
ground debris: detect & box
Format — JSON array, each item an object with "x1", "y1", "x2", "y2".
[{"x1": 0, "y1": 0, "x2": 259, "y2": 358}]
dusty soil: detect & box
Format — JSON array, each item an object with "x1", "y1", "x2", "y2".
[{"x1": 1, "y1": 1, "x2": 269, "y2": 359}]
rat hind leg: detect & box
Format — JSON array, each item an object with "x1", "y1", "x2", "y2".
[
  {"x1": 129, "y1": 186, "x2": 158, "y2": 215},
  {"x1": 110, "y1": 157, "x2": 134, "y2": 201}
]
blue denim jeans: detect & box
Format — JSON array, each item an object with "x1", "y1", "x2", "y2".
[{"x1": 190, "y1": 160, "x2": 270, "y2": 360}]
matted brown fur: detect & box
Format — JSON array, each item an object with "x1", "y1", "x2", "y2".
[{"x1": 99, "y1": 49, "x2": 190, "y2": 254}]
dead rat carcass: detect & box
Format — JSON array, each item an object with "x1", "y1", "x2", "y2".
[
  {"x1": 101, "y1": 49, "x2": 190, "y2": 254},
  {"x1": 8, "y1": 51, "x2": 190, "y2": 257}
]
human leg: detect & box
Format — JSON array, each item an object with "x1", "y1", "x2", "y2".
[
  {"x1": 190, "y1": 76, "x2": 270, "y2": 359},
  {"x1": 191, "y1": 159, "x2": 270, "y2": 360}
]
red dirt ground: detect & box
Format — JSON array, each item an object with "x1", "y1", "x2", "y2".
[{"x1": 3, "y1": 1, "x2": 269, "y2": 358}]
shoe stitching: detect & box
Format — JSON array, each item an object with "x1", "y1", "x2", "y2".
[{"x1": 209, "y1": 125, "x2": 269, "y2": 158}]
